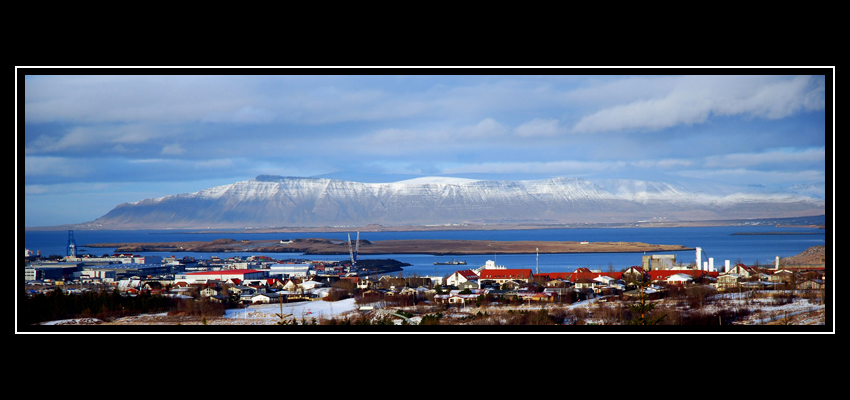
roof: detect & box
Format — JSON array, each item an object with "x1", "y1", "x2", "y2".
[
  {"x1": 186, "y1": 269, "x2": 266, "y2": 276},
  {"x1": 570, "y1": 271, "x2": 622, "y2": 282},
  {"x1": 479, "y1": 269, "x2": 533, "y2": 280},
  {"x1": 452, "y1": 270, "x2": 480, "y2": 279},
  {"x1": 536, "y1": 272, "x2": 572, "y2": 280},
  {"x1": 666, "y1": 273, "x2": 694, "y2": 281},
  {"x1": 648, "y1": 270, "x2": 717, "y2": 280}
]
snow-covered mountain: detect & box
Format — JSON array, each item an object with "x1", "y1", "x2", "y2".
[{"x1": 90, "y1": 175, "x2": 826, "y2": 229}]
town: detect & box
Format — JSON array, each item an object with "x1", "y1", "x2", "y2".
[{"x1": 22, "y1": 231, "x2": 827, "y2": 326}]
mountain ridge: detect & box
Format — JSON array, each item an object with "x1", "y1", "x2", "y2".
[{"x1": 75, "y1": 175, "x2": 826, "y2": 229}]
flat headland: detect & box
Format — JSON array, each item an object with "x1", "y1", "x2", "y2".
[{"x1": 84, "y1": 237, "x2": 693, "y2": 256}]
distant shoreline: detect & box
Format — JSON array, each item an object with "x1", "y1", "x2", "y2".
[
  {"x1": 83, "y1": 238, "x2": 695, "y2": 256},
  {"x1": 731, "y1": 232, "x2": 825, "y2": 235},
  {"x1": 26, "y1": 214, "x2": 826, "y2": 232}
]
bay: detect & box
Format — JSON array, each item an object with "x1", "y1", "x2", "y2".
[{"x1": 23, "y1": 226, "x2": 827, "y2": 278}]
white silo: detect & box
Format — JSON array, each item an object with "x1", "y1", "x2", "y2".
[
  {"x1": 725, "y1": 260, "x2": 730, "y2": 273},
  {"x1": 708, "y1": 258, "x2": 714, "y2": 272},
  {"x1": 695, "y1": 247, "x2": 702, "y2": 270}
]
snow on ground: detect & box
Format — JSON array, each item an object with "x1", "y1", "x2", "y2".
[
  {"x1": 30, "y1": 292, "x2": 828, "y2": 326},
  {"x1": 222, "y1": 298, "x2": 359, "y2": 323}
]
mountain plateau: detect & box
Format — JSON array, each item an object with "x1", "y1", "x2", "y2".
[{"x1": 73, "y1": 175, "x2": 825, "y2": 230}]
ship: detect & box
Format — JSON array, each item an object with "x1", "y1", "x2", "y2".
[{"x1": 434, "y1": 258, "x2": 467, "y2": 265}]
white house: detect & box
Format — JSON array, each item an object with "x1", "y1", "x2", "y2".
[
  {"x1": 666, "y1": 273, "x2": 694, "y2": 285},
  {"x1": 446, "y1": 270, "x2": 479, "y2": 287}
]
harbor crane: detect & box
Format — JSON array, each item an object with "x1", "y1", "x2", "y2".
[
  {"x1": 347, "y1": 232, "x2": 360, "y2": 271},
  {"x1": 67, "y1": 230, "x2": 77, "y2": 258}
]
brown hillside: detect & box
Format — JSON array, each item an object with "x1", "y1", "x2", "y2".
[{"x1": 780, "y1": 245, "x2": 826, "y2": 265}]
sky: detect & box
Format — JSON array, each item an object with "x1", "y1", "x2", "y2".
[{"x1": 20, "y1": 70, "x2": 830, "y2": 227}]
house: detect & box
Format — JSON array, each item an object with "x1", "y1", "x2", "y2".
[
  {"x1": 768, "y1": 270, "x2": 796, "y2": 284},
  {"x1": 726, "y1": 264, "x2": 762, "y2": 278},
  {"x1": 545, "y1": 279, "x2": 573, "y2": 288},
  {"x1": 622, "y1": 266, "x2": 648, "y2": 283},
  {"x1": 574, "y1": 278, "x2": 596, "y2": 290},
  {"x1": 665, "y1": 273, "x2": 694, "y2": 285},
  {"x1": 309, "y1": 287, "x2": 331, "y2": 299},
  {"x1": 281, "y1": 278, "x2": 303, "y2": 292},
  {"x1": 798, "y1": 279, "x2": 825, "y2": 290},
  {"x1": 717, "y1": 274, "x2": 743, "y2": 290},
  {"x1": 623, "y1": 285, "x2": 663, "y2": 300},
  {"x1": 400, "y1": 286, "x2": 431, "y2": 299},
  {"x1": 230, "y1": 285, "x2": 256, "y2": 296},
  {"x1": 543, "y1": 287, "x2": 574, "y2": 299},
  {"x1": 517, "y1": 291, "x2": 555, "y2": 302},
  {"x1": 357, "y1": 278, "x2": 376, "y2": 290},
  {"x1": 593, "y1": 275, "x2": 619, "y2": 286},
  {"x1": 250, "y1": 293, "x2": 274, "y2": 304},
  {"x1": 648, "y1": 269, "x2": 717, "y2": 283},
  {"x1": 200, "y1": 286, "x2": 221, "y2": 298},
  {"x1": 569, "y1": 269, "x2": 622, "y2": 283},
  {"x1": 209, "y1": 294, "x2": 230, "y2": 303},
  {"x1": 265, "y1": 278, "x2": 285, "y2": 289},
  {"x1": 458, "y1": 280, "x2": 480, "y2": 290},
  {"x1": 447, "y1": 270, "x2": 479, "y2": 287},
  {"x1": 478, "y1": 269, "x2": 533, "y2": 286}
]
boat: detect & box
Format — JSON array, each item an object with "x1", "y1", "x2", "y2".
[{"x1": 434, "y1": 259, "x2": 467, "y2": 265}]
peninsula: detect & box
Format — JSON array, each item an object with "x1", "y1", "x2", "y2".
[{"x1": 84, "y1": 238, "x2": 694, "y2": 256}]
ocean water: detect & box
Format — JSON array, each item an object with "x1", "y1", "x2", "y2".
[{"x1": 22, "y1": 226, "x2": 828, "y2": 277}]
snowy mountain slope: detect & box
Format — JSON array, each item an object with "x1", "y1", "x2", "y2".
[{"x1": 91, "y1": 175, "x2": 826, "y2": 229}]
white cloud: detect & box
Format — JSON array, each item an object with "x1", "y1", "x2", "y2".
[
  {"x1": 703, "y1": 148, "x2": 825, "y2": 169},
  {"x1": 629, "y1": 159, "x2": 694, "y2": 169},
  {"x1": 161, "y1": 143, "x2": 187, "y2": 155},
  {"x1": 443, "y1": 160, "x2": 627, "y2": 175},
  {"x1": 363, "y1": 118, "x2": 509, "y2": 154},
  {"x1": 676, "y1": 168, "x2": 825, "y2": 185},
  {"x1": 194, "y1": 159, "x2": 234, "y2": 170},
  {"x1": 26, "y1": 124, "x2": 167, "y2": 154},
  {"x1": 515, "y1": 118, "x2": 562, "y2": 137},
  {"x1": 570, "y1": 75, "x2": 825, "y2": 134},
  {"x1": 25, "y1": 156, "x2": 92, "y2": 177}
]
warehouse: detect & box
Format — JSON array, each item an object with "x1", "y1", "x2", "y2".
[
  {"x1": 25, "y1": 262, "x2": 83, "y2": 281},
  {"x1": 81, "y1": 263, "x2": 172, "y2": 280},
  {"x1": 176, "y1": 269, "x2": 268, "y2": 284},
  {"x1": 267, "y1": 263, "x2": 311, "y2": 279}
]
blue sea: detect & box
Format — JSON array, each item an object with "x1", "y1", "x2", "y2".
[{"x1": 22, "y1": 226, "x2": 828, "y2": 277}]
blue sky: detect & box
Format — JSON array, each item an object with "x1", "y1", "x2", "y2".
[{"x1": 21, "y1": 71, "x2": 830, "y2": 227}]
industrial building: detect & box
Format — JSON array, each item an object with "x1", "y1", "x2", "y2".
[
  {"x1": 641, "y1": 254, "x2": 677, "y2": 271},
  {"x1": 25, "y1": 262, "x2": 83, "y2": 281},
  {"x1": 176, "y1": 269, "x2": 268, "y2": 284},
  {"x1": 81, "y1": 263, "x2": 173, "y2": 280},
  {"x1": 267, "y1": 263, "x2": 311, "y2": 278}
]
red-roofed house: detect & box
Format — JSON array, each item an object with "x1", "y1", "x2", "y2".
[
  {"x1": 536, "y1": 272, "x2": 572, "y2": 281},
  {"x1": 447, "y1": 270, "x2": 479, "y2": 287},
  {"x1": 478, "y1": 269, "x2": 533, "y2": 285},
  {"x1": 569, "y1": 270, "x2": 622, "y2": 283},
  {"x1": 726, "y1": 264, "x2": 764, "y2": 279},
  {"x1": 622, "y1": 266, "x2": 647, "y2": 283}
]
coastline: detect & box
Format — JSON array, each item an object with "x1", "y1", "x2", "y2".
[
  {"x1": 83, "y1": 237, "x2": 694, "y2": 256},
  {"x1": 25, "y1": 214, "x2": 826, "y2": 232}
]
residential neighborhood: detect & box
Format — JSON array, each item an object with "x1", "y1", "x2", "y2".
[{"x1": 22, "y1": 243, "x2": 827, "y2": 326}]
